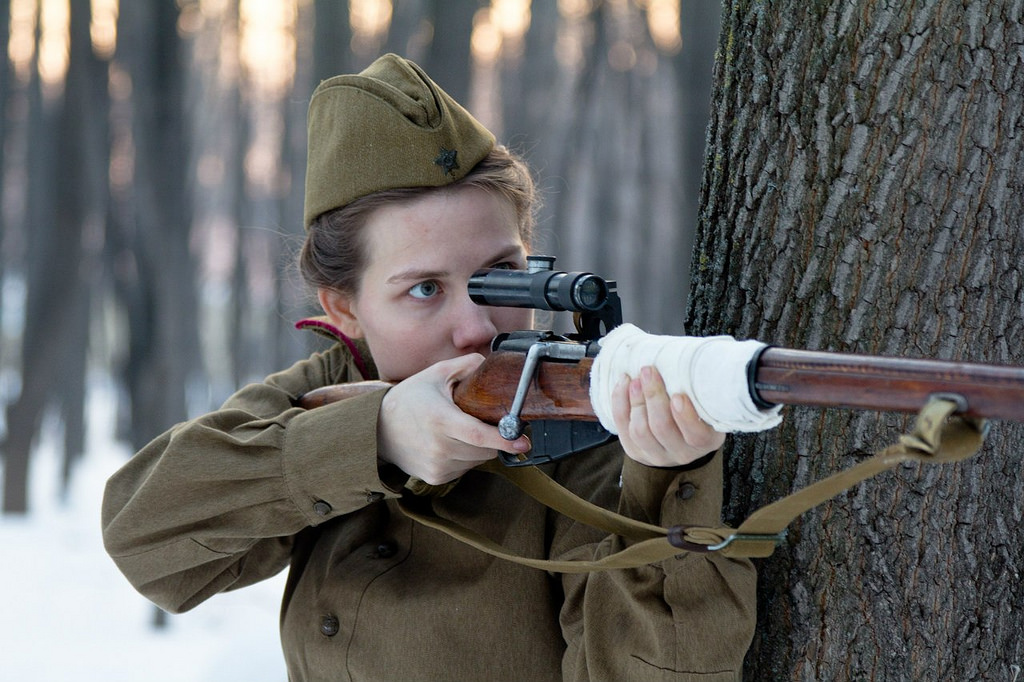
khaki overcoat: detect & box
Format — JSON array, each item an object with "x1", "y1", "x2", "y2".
[{"x1": 102, "y1": 337, "x2": 757, "y2": 681}]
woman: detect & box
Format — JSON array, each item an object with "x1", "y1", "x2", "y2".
[{"x1": 103, "y1": 54, "x2": 756, "y2": 681}]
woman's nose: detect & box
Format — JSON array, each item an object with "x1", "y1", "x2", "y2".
[{"x1": 451, "y1": 295, "x2": 498, "y2": 353}]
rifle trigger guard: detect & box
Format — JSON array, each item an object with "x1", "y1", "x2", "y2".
[{"x1": 499, "y1": 340, "x2": 588, "y2": 441}]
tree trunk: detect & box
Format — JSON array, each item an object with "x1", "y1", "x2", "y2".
[
  {"x1": 313, "y1": 0, "x2": 352, "y2": 82},
  {"x1": 0, "y1": 0, "x2": 9, "y2": 266},
  {"x1": 56, "y1": 0, "x2": 109, "y2": 501},
  {"x1": 384, "y1": 0, "x2": 428, "y2": 61},
  {"x1": 276, "y1": 0, "x2": 321, "y2": 368},
  {"x1": 689, "y1": 1, "x2": 1024, "y2": 679},
  {"x1": 533, "y1": 4, "x2": 720, "y2": 334},
  {"x1": 421, "y1": 0, "x2": 478, "y2": 104},
  {"x1": 671, "y1": 3, "x2": 721, "y2": 318},
  {"x1": 0, "y1": 53, "x2": 53, "y2": 512},
  {"x1": 115, "y1": 2, "x2": 201, "y2": 452}
]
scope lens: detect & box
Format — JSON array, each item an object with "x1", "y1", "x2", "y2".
[{"x1": 572, "y1": 276, "x2": 606, "y2": 310}]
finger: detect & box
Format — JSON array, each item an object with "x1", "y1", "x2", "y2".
[
  {"x1": 670, "y1": 394, "x2": 725, "y2": 452},
  {"x1": 632, "y1": 367, "x2": 691, "y2": 460},
  {"x1": 445, "y1": 411, "x2": 531, "y2": 459},
  {"x1": 624, "y1": 373, "x2": 672, "y2": 460},
  {"x1": 435, "y1": 353, "x2": 486, "y2": 389},
  {"x1": 610, "y1": 374, "x2": 632, "y2": 435}
]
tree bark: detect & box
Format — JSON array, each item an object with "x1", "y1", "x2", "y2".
[{"x1": 689, "y1": 1, "x2": 1024, "y2": 678}]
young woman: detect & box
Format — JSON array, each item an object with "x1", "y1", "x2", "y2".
[{"x1": 103, "y1": 54, "x2": 756, "y2": 681}]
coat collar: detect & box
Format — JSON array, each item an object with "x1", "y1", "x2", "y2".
[{"x1": 295, "y1": 316, "x2": 376, "y2": 380}]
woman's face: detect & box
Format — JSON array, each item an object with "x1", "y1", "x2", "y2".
[{"x1": 319, "y1": 186, "x2": 532, "y2": 381}]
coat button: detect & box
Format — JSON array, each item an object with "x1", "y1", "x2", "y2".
[
  {"x1": 375, "y1": 539, "x2": 398, "y2": 559},
  {"x1": 676, "y1": 482, "x2": 697, "y2": 501},
  {"x1": 320, "y1": 615, "x2": 340, "y2": 637},
  {"x1": 366, "y1": 491, "x2": 385, "y2": 504},
  {"x1": 313, "y1": 500, "x2": 332, "y2": 516}
]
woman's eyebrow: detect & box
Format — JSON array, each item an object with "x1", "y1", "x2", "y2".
[
  {"x1": 386, "y1": 268, "x2": 448, "y2": 284},
  {"x1": 385, "y1": 246, "x2": 524, "y2": 285}
]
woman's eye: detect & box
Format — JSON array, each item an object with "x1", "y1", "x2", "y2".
[
  {"x1": 409, "y1": 280, "x2": 440, "y2": 299},
  {"x1": 491, "y1": 261, "x2": 521, "y2": 271}
]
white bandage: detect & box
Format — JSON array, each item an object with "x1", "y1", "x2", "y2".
[{"x1": 589, "y1": 323, "x2": 783, "y2": 434}]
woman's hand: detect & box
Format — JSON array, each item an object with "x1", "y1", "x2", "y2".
[
  {"x1": 376, "y1": 354, "x2": 531, "y2": 485},
  {"x1": 611, "y1": 366, "x2": 725, "y2": 467}
]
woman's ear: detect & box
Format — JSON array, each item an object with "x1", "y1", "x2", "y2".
[{"x1": 317, "y1": 288, "x2": 364, "y2": 339}]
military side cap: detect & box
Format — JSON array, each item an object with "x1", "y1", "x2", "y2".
[{"x1": 303, "y1": 53, "x2": 496, "y2": 229}]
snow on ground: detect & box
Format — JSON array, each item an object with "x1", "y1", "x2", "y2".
[{"x1": 0, "y1": 380, "x2": 289, "y2": 682}]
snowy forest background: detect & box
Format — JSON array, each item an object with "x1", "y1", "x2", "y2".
[
  {"x1": 0, "y1": 1, "x2": 721, "y2": 679},
  {"x1": 0, "y1": 0, "x2": 720, "y2": 515}
]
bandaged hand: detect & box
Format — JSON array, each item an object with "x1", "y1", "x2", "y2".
[{"x1": 610, "y1": 365, "x2": 725, "y2": 468}]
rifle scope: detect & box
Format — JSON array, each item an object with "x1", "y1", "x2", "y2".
[{"x1": 468, "y1": 256, "x2": 609, "y2": 312}]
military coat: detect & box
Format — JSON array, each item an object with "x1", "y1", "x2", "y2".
[{"x1": 102, "y1": 338, "x2": 757, "y2": 681}]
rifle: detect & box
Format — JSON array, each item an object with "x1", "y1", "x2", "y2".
[
  {"x1": 300, "y1": 255, "x2": 1024, "y2": 463},
  {"x1": 298, "y1": 256, "x2": 1010, "y2": 559}
]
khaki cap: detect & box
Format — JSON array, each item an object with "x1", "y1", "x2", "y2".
[{"x1": 303, "y1": 53, "x2": 496, "y2": 229}]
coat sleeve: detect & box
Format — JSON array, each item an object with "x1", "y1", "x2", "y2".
[
  {"x1": 552, "y1": 447, "x2": 757, "y2": 682},
  {"x1": 101, "y1": 345, "x2": 400, "y2": 614}
]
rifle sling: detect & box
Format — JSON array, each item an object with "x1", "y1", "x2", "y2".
[{"x1": 397, "y1": 398, "x2": 986, "y2": 570}]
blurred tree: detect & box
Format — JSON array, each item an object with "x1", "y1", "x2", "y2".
[
  {"x1": 0, "y1": 0, "x2": 9, "y2": 368},
  {"x1": 2, "y1": 0, "x2": 57, "y2": 513},
  {"x1": 383, "y1": 0, "x2": 428, "y2": 61},
  {"x1": 55, "y1": 0, "x2": 110, "y2": 498},
  {"x1": 112, "y1": 2, "x2": 201, "y2": 453},
  {"x1": 517, "y1": 3, "x2": 719, "y2": 333},
  {"x1": 670, "y1": 1, "x2": 721, "y2": 319},
  {"x1": 313, "y1": 0, "x2": 352, "y2": 81},
  {"x1": 419, "y1": 0, "x2": 479, "y2": 103},
  {"x1": 2, "y1": 0, "x2": 107, "y2": 512},
  {"x1": 225, "y1": 0, "x2": 255, "y2": 390},
  {"x1": 689, "y1": 1, "x2": 1024, "y2": 678},
  {"x1": 0, "y1": 1, "x2": 725, "y2": 516},
  {"x1": 0, "y1": 0, "x2": 8, "y2": 258},
  {"x1": 275, "y1": 0, "x2": 322, "y2": 370}
]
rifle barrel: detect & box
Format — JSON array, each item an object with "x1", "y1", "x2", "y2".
[
  {"x1": 753, "y1": 348, "x2": 1024, "y2": 421},
  {"x1": 300, "y1": 347, "x2": 1024, "y2": 426}
]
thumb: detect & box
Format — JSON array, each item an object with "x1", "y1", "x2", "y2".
[{"x1": 434, "y1": 353, "x2": 487, "y2": 389}]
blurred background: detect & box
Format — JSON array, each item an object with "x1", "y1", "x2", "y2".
[{"x1": 0, "y1": 1, "x2": 723, "y2": 679}]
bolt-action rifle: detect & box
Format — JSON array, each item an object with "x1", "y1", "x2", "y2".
[
  {"x1": 299, "y1": 256, "x2": 1017, "y2": 560},
  {"x1": 300, "y1": 255, "x2": 1024, "y2": 461}
]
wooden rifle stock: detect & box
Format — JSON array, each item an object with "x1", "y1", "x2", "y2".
[
  {"x1": 298, "y1": 347, "x2": 1024, "y2": 423},
  {"x1": 296, "y1": 352, "x2": 597, "y2": 419}
]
